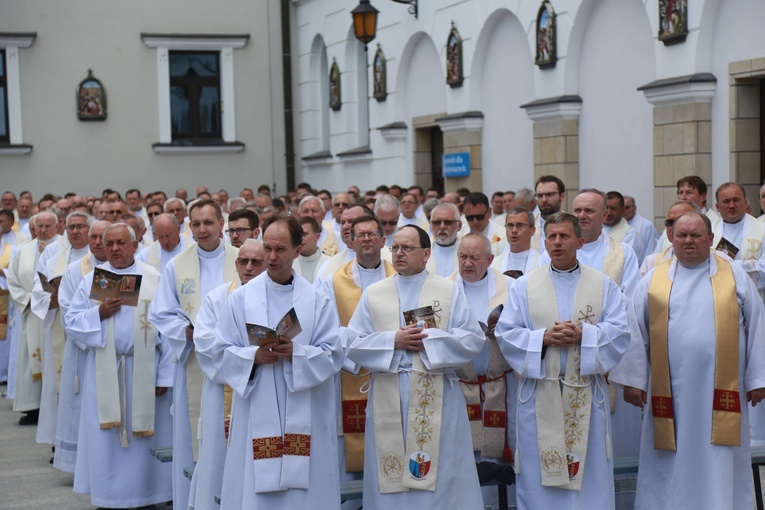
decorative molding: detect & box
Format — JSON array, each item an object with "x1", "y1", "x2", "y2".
[
  {"x1": 337, "y1": 145, "x2": 372, "y2": 159},
  {"x1": 638, "y1": 73, "x2": 716, "y2": 106},
  {"x1": 141, "y1": 33, "x2": 249, "y2": 50},
  {"x1": 152, "y1": 141, "x2": 244, "y2": 154},
  {"x1": 521, "y1": 95, "x2": 582, "y2": 121},
  {"x1": 0, "y1": 33, "x2": 36, "y2": 48},
  {"x1": 378, "y1": 121, "x2": 407, "y2": 141},
  {"x1": 436, "y1": 111, "x2": 484, "y2": 133},
  {"x1": 0, "y1": 144, "x2": 33, "y2": 155},
  {"x1": 302, "y1": 149, "x2": 333, "y2": 161}
]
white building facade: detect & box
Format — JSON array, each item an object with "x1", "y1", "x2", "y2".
[
  {"x1": 293, "y1": 0, "x2": 765, "y2": 225},
  {"x1": 0, "y1": 0, "x2": 290, "y2": 197}
]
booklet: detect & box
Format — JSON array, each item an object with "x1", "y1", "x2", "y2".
[
  {"x1": 478, "y1": 303, "x2": 504, "y2": 338},
  {"x1": 89, "y1": 267, "x2": 143, "y2": 307},
  {"x1": 38, "y1": 272, "x2": 62, "y2": 294},
  {"x1": 403, "y1": 305, "x2": 437, "y2": 329},
  {"x1": 715, "y1": 237, "x2": 739, "y2": 259},
  {"x1": 246, "y1": 307, "x2": 302, "y2": 347}
]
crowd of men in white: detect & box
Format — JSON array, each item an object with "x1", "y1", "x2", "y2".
[{"x1": 1, "y1": 174, "x2": 764, "y2": 510}]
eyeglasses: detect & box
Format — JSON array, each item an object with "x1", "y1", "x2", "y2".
[
  {"x1": 535, "y1": 192, "x2": 560, "y2": 200},
  {"x1": 66, "y1": 224, "x2": 88, "y2": 231},
  {"x1": 664, "y1": 218, "x2": 675, "y2": 227},
  {"x1": 505, "y1": 223, "x2": 530, "y2": 230},
  {"x1": 379, "y1": 220, "x2": 399, "y2": 227},
  {"x1": 430, "y1": 219, "x2": 457, "y2": 227},
  {"x1": 236, "y1": 257, "x2": 264, "y2": 267},
  {"x1": 353, "y1": 231, "x2": 381, "y2": 240},
  {"x1": 390, "y1": 244, "x2": 422, "y2": 253},
  {"x1": 464, "y1": 212, "x2": 487, "y2": 222},
  {"x1": 147, "y1": 212, "x2": 161, "y2": 218},
  {"x1": 226, "y1": 227, "x2": 253, "y2": 236}
]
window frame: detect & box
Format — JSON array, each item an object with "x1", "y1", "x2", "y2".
[
  {"x1": 169, "y1": 50, "x2": 222, "y2": 141},
  {"x1": 141, "y1": 33, "x2": 249, "y2": 154},
  {"x1": 0, "y1": 32, "x2": 36, "y2": 155}
]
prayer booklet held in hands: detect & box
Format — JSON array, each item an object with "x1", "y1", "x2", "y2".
[
  {"x1": 404, "y1": 305, "x2": 437, "y2": 329},
  {"x1": 38, "y1": 272, "x2": 62, "y2": 294},
  {"x1": 247, "y1": 307, "x2": 302, "y2": 346},
  {"x1": 715, "y1": 237, "x2": 739, "y2": 259},
  {"x1": 479, "y1": 303, "x2": 504, "y2": 339},
  {"x1": 89, "y1": 267, "x2": 143, "y2": 307}
]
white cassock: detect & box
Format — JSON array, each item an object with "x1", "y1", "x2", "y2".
[
  {"x1": 712, "y1": 214, "x2": 765, "y2": 290},
  {"x1": 213, "y1": 272, "x2": 343, "y2": 509},
  {"x1": 346, "y1": 270, "x2": 485, "y2": 509},
  {"x1": 455, "y1": 270, "x2": 518, "y2": 509},
  {"x1": 495, "y1": 266, "x2": 629, "y2": 510},
  {"x1": 148, "y1": 242, "x2": 229, "y2": 510},
  {"x1": 31, "y1": 242, "x2": 88, "y2": 445},
  {"x1": 319, "y1": 261, "x2": 393, "y2": 509},
  {"x1": 4, "y1": 245, "x2": 21, "y2": 399},
  {"x1": 191, "y1": 279, "x2": 239, "y2": 510},
  {"x1": 53, "y1": 253, "x2": 104, "y2": 473},
  {"x1": 492, "y1": 248, "x2": 541, "y2": 277},
  {"x1": 627, "y1": 214, "x2": 658, "y2": 264},
  {"x1": 136, "y1": 236, "x2": 189, "y2": 272},
  {"x1": 65, "y1": 261, "x2": 174, "y2": 508},
  {"x1": 609, "y1": 256, "x2": 765, "y2": 510},
  {"x1": 431, "y1": 242, "x2": 458, "y2": 277},
  {"x1": 458, "y1": 220, "x2": 508, "y2": 257}
]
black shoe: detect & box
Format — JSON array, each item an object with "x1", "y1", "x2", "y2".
[
  {"x1": 493, "y1": 464, "x2": 516, "y2": 486},
  {"x1": 476, "y1": 461, "x2": 496, "y2": 484},
  {"x1": 18, "y1": 410, "x2": 39, "y2": 425}
]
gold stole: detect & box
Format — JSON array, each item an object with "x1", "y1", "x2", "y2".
[
  {"x1": 607, "y1": 218, "x2": 631, "y2": 243},
  {"x1": 456, "y1": 269, "x2": 511, "y2": 459},
  {"x1": 21, "y1": 239, "x2": 49, "y2": 380},
  {"x1": 654, "y1": 245, "x2": 673, "y2": 267},
  {"x1": 648, "y1": 254, "x2": 740, "y2": 451},
  {"x1": 0, "y1": 241, "x2": 12, "y2": 339},
  {"x1": 368, "y1": 273, "x2": 452, "y2": 493},
  {"x1": 94, "y1": 262, "x2": 159, "y2": 444},
  {"x1": 146, "y1": 241, "x2": 162, "y2": 272},
  {"x1": 174, "y1": 243, "x2": 238, "y2": 459},
  {"x1": 222, "y1": 279, "x2": 238, "y2": 443},
  {"x1": 321, "y1": 228, "x2": 339, "y2": 257},
  {"x1": 334, "y1": 260, "x2": 395, "y2": 472},
  {"x1": 528, "y1": 265, "x2": 604, "y2": 490}
]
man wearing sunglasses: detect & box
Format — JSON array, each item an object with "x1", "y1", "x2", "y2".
[
  {"x1": 191, "y1": 239, "x2": 266, "y2": 510},
  {"x1": 458, "y1": 192, "x2": 507, "y2": 257}
]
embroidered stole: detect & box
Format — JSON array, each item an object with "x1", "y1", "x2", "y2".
[
  {"x1": 174, "y1": 243, "x2": 238, "y2": 460},
  {"x1": 602, "y1": 238, "x2": 624, "y2": 411},
  {"x1": 321, "y1": 228, "x2": 339, "y2": 257},
  {"x1": 21, "y1": 239, "x2": 53, "y2": 380},
  {"x1": 94, "y1": 262, "x2": 159, "y2": 446},
  {"x1": 456, "y1": 269, "x2": 511, "y2": 459},
  {"x1": 146, "y1": 241, "x2": 162, "y2": 272},
  {"x1": 247, "y1": 276, "x2": 315, "y2": 492},
  {"x1": 648, "y1": 254, "x2": 740, "y2": 451},
  {"x1": 72, "y1": 256, "x2": 95, "y2": 395},
  {"x1": 368, "y1": 273, "x2": 453, "y2": 493},
  {"x1": 607, "y1": 218, "x2": 631, "y2": 243},
  {"x1": 0, "y1": 241, "x2": 12, "y2": 339},
  {"x1": 528, "y1": 265, "x2": 604, "y2": 490},
  {"x1": 334, "y1": 260, "x2": 396, "y2": 472}
]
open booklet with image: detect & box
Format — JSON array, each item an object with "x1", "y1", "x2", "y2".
[
  {"x1": 38, "y1": 272, "x2": 63, "y2": 294},
  {"x1": 246, "y1": 307, "x2": 302, "y2": 346},
  {"x1": 89, "y1": 267, "x2": 143, "y2": 307},
  {"x1": 404, "y1": 305, "x2": 437, "y2": 329}
]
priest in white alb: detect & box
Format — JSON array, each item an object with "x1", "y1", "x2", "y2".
[
  {"x1": 190, "y1": 239, "x2": 266, "y2": 510},
  {"x1": 610, "y1": 211, "x2": 765, "y2": 509},
  {"x1": 346, "y1": 224, "x2": 485, "y2": 509},
  {"x1": 53, "y1": 219, "x2": 110, "y2": 473},
  {"x1": 496, "y1": 213, "x2": 630, "y2": 509},
  {"x1": 148, "y1": 199, "x2": 238, "y2": 510},
  {"x1": 213, "y1": 216, "x2": 344, "y2": 509},
  {"x1": 65, "y1": 223, "x2": 173, "y2": 508}
]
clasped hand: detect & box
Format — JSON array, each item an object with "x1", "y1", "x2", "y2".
[
  {"x1": 542, "y1": 321, "x2": 582, "y2": 347},
  {"x1": 395, "y1": 324, "x2": 427, "y2": 352},
  {"x1": 255, "y1": 335, "x2": 293, "y2": 364}
]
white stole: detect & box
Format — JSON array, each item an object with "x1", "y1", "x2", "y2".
[
  {"x1": 368, "y1": 273, "x2": 453, "y2": 493},
  {"x1": 607, "y1": 218, "x2": 631, "y2": 243},
  {"x1": 94, "y1": 262, "x2": 159, "y2": 445},
  {"x1": 247, "y1": 275, "x2": 316, "y2": 492},
  {"x1": 527, "y1": 265, "x2": 604, "y2": 490}
]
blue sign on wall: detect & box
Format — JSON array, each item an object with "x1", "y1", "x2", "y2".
[{"x1": 443, "y1": 152, "x2": 470, "y2": 178}]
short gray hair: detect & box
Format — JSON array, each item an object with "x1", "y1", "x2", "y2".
[
  {"x1": 458, "y1": 232, "x2": 492, "y2": 256},
  {"x1": 505, "y1": 207, "x2": 534, "y2": 226},
  {"x1": 102, "y1": 222, "x2": 136, "y2": 243},
  {"x1": 374, "y1": 195, "x2": 400, "y2": 214},
  {"x1": 298, "y1": 195, "x2": 325, "y2": 213},
  {"x1": 66, "y1": 211, "x2": 94, "y2": 227},
  {"x1": 431, "y1": 202, "x2": 460, "y2": 220},
  {"x1": 164, "y1": 197, "x2": 187, "y2": 212}
]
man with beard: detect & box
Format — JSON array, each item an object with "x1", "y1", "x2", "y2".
[
  {"x1": 534, "y1": 175, "x2": 566, "y2": 252},
  {"x1": 430, "y1": 203, "x2": 463, "y2": 277}
]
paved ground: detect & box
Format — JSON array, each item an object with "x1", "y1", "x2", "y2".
[{"x1": 0, "y1": 392, "x2": 171, "y2": 510}]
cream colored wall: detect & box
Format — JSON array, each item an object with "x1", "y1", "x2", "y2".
[{"x1": 0, "y1": 0, "x2": 288, "y2": 197}]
